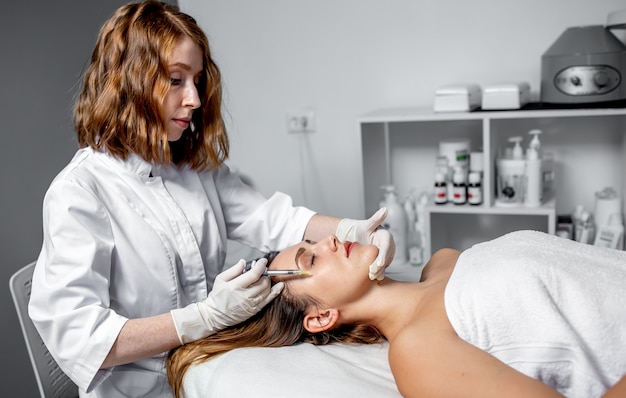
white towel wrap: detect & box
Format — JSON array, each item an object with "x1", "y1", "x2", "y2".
[{"x1": 445, "y1": 230, "x2": 626, "y2": 397}]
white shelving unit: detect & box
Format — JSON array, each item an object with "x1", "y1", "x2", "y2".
[{"x1": 358, "y1": 106, "x2": 626, "y2": 258}]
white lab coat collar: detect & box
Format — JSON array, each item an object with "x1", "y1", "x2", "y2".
[{"x1": 94, "y1": 148, "x2": 154, "y2": 179}]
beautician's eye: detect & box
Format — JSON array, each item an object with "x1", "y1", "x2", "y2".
[{"x1": 170, "y1": 78, "x2": 182, "y2": 85}]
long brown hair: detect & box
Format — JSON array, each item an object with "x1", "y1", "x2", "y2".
[
  {"x1": 74, "y1": 0, "x2": 228, "y2": 170},
  {"x1": 166, "y1": 283, "x2": 385, "y2": 398}
]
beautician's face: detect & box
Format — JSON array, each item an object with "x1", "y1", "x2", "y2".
[
  {"x1": 269, "y1": 235, "x2": 378, "y2": 308},
  {"x1": 162, "y1": 36, "x2": 202, "y2": 141}
]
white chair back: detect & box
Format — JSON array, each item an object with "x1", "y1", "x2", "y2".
[{"x1": 9, "y1": 262, "x2": 78, "y2": 398}]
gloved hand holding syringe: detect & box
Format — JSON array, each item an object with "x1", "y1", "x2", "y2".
[
  {"x1": 171, "y1": 258, "x2": 285, "y2": 344},
  {"x1": 242, "y1": 260, "x2": 311, "y2": 276}
]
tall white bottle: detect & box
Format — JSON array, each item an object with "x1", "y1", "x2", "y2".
[
  {"x1": 525, "y1": 129, "x2": 542, "y2": 207},
  {"x1": 379, "y1": 185, "x2": 408, "y2": 264},
  {"x1": 404, "y1": 196, "x2": 422, "y2": 266}
]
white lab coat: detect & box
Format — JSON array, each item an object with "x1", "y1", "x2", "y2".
[{"x1": 29, "y1": 147, "x2": 315, "y2": 397}]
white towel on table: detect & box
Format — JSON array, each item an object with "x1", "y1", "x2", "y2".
[{"x1": 445, "y1": 230, "x2": 626, "y2": 398}]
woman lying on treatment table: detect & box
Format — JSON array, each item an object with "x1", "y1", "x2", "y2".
[{"x1": 167, "y1": 230, "x2": 626, "y2": 398}]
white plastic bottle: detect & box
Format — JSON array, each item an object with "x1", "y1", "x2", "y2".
[
  {"x1": 403, "y1": 193, "x2": 424, "y2": 267},
  {"x1": 525, "y1": 129, "x2": 542, "y2": 207},
  {"x1": 379, "y1": 185, "x2": 408, "y2": 264},
  {"x1": 593, "y1": 213, "x2": 624, "y2": 250},
  {"x1": 404, "y1": 196, "x2": 417, "y2": 263},
  {"x1": 572, "y1": 204, "x2": 585, "y2": 241},
  {"x1": 407, "y1": 221, "x2": 423, "y2": 267},
  {"x1": 510, "y1": 136, "x2": 524, "y2": 160},
  {"x1": 415, "y1": 192, "x2": 428, "y2": 265},
  {"x1": 576, "y1": 210, "x2": 596, "y2": 244}
]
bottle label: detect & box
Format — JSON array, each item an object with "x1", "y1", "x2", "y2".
[
  {"x1": 468, "y1": 185, "x2": 482, "y2": 205},
  {"x1": 434, "y1": 186, "x2": 447, "y2": 204},
  {"x1": 453, "y1": 185, "x2": 466, "y2": 204},
  {"x1": 455, "y1": 149, "x2": 469, "y2": 165}
]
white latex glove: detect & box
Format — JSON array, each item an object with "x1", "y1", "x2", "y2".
[
  {"x1": 335, "y1": 207, "x2": 396, "y2": 281},
  {"x1": 171, "y1": 258, "x2": 284, "y2": 344}
]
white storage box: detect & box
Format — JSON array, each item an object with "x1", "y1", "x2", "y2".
[
  {"x1": 434, "y1": 84, "x2": 481, "y2": 112},
  {"x1": 482, "y1": 82, "x2": 530, "y2": 110}
]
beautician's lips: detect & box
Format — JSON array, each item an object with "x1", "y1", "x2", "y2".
[{"x1": 174, "y1": 118, "x2": 191, "y2": 128}]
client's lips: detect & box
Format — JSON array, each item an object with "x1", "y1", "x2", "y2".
[{"x1": 344, "y1": 241, "x2": 356, "y2": 257}]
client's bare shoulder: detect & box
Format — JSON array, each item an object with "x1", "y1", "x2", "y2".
[
  {"x1": 389, "y1": 248, "x2": 465, "y2": 398},
  {"x1": 389, "y1": 319, "x2": 466, "y2": 397}
]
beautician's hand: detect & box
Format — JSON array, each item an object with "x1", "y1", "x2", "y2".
[
  {"x1": 170, "y1": 258, "x2": 284, "y2": 344},
  {"x1": 335, "y1": 208, "x2": 396, "y2": 281}
]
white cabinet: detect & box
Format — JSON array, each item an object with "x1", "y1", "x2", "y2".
[{"x1": 358, "y1": 107, "x2": 626, "y2": 258}]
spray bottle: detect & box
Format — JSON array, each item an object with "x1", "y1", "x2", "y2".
[
  {"x1": 379, "y1": 185, "x2": 408, "y2": 264},
  {"x1": 525, "y1": 129, "x2": 542, "y2": 207}
]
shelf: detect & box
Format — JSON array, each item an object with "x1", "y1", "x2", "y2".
[
  {"x1": 358, "y1": 105, "x2": 625, "y2": 259},
  {"x1": 427, "y1": 198, "x2": 556, "y2": 216},
  {"x1": 358, "y1": 106, "x2": 626, "y2": 123}
]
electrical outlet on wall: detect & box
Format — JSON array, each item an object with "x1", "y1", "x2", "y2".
[{"x1": 286, "y1": 110, "x2": 315, "y2": 133}]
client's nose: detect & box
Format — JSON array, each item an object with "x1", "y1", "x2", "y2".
[{"x1": 326, "y1": 235, "x2": 339, "y2": 251}]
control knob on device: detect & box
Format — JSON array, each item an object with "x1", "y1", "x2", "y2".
[{"x1": 594, "y1": 71, "x2": 609, "y2": 88}]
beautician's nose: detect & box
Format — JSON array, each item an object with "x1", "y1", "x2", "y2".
[{"x1": 184, "y1": 84, "x2": 201, "y2": 109}]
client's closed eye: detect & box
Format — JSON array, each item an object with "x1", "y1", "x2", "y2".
[{"x1": 300, "y1": 251, "x2": 316, "y2": 269}]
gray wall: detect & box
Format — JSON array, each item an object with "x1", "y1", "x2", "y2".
[
  {"x1": 181, "y1": 0, "x2": 626, "y2": 219},
  {"x1": 0, "y1": 1, "x2": 174, "y2": 396}
]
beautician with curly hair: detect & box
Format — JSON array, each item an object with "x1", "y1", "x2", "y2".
[{"x1": 27, "y1": 2, "x2": 395, "y2": 397}]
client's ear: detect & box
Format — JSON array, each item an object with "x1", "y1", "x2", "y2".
[{"x1": 303, "y1": 308, "x2": 339, "y2": 333}]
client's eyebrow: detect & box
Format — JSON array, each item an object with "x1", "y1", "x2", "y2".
[{"x1": 294, "y1": 247, "x2": 305, "y2": 269}]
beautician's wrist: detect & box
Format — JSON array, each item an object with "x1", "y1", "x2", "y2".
[{"x1": 170, "y1": 304, "x2": 215, "y2": 345}]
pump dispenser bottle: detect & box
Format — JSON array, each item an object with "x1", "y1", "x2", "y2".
[
  {"x1": 525, "y1": 129, "x2": 542, "y2": 207},
  {"x1": 510, "y1": 136, "x2": 524, "y2": 159},
  {"x1": 379, "y1": 185, "x2": 407, "y2": 264},
  {"x1": 528, "y1": 129, "x2": 542, "y2": 155},
  {"x1": 496, "y1": 136, "x2": 526, "y2": 206}
]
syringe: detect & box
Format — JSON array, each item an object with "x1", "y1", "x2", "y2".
[{"x1": 243, "y1": 260, "x2": 310, "y2": 277}]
